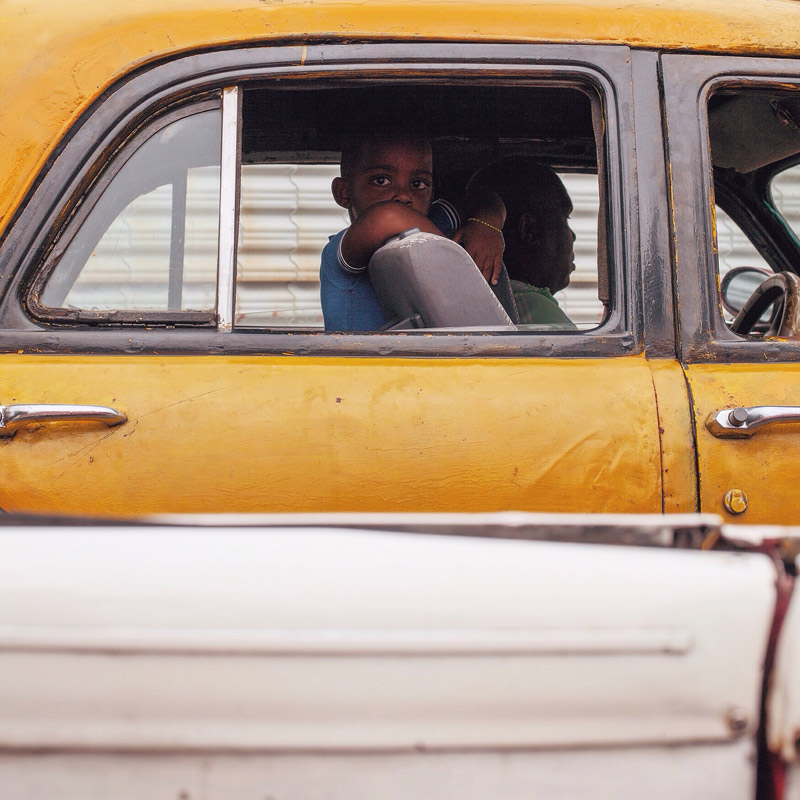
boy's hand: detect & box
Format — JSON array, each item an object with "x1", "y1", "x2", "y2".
[{"x1": 453, "y1": 219, "x2": 505, "y2": 286}]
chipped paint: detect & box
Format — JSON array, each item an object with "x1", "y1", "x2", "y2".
[
  {"x1": 0, "y1": 352, "x2": 663, "y2": 516},
  {"x1": 648, "y1": 359, "x2": 698, "y2": 514}
]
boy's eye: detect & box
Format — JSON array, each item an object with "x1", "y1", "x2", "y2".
[
  {"x1": 370, "y1": 175, "x2": 391, "y2": 186},
  {"x1": 411, "y1": 179, "x2": 431, "y2": 190}
]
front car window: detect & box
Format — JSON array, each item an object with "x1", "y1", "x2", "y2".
[{"x1": 708, "y1": 87, "x2": 800, "y2": 337}]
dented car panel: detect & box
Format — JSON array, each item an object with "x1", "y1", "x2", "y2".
[
  {"x1": 769, "y1": 558, "x2": 800, "y2": 765},
  {"x1": 0, "y1": 516, "x2": 780, "y2": 799},
  {"x1": 685, "y1": 363, "x2": 800, "y2": 524},
  {"x1": 0, "y1": 353, "x2": 663, "y2": 515}
]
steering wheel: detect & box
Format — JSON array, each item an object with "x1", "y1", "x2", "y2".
[{"x1": 731, "y1": 271, "x2": 800, "y2": 337}]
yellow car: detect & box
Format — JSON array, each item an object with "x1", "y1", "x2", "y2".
[{"x1": 2, "y1": 0, "x2": 800, "y2": 522}]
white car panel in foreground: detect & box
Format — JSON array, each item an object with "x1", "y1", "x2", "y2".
[{"x1": 0, "y1": 514, "x2": 782, "y2": 799}]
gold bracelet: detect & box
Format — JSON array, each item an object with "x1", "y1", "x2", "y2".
[{"x1": 467, "y1": 217, "x2": 503, "y2": 234}]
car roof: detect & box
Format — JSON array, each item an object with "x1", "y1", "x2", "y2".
[{"x1": 3, "y1": 0, "x2": 800, "y2": 236}]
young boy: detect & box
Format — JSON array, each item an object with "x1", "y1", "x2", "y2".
[{"x1": 320, "y1": 127, "x2": 506, "y2": 331}]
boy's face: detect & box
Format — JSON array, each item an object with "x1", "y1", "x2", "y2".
[{"x1": 334, "y1": 137, "x2": 433, "y2": 220}]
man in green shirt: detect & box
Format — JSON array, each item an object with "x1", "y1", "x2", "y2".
[{"x1": 471, "y1": 158, "x2": 576, "y2": 328}]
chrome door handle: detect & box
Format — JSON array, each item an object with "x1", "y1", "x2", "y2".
[
  {"x1": 706, "y1": 406, "x2": 800, "y2": 438},
  {"x1": 0, "y1": 404, "x2": 127, "y2": 438}
]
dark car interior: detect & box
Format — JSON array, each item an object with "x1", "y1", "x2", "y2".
[
  {"x1": 709, "y1": 88, "x2": 800, "y2": 336},
  {"x1": 241, "y1": 81, "x2": 608, "y2": 331},
  {"x1": 242, "y1": 83, "x2": 599, "y2": 181}
]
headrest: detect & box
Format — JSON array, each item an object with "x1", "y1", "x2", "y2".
[{"x1": 369, "y1": 230, "x2": 515, "y2": 329}]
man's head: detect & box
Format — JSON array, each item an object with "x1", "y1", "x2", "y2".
[
  {"x1": 471, "y1": 158, "x2": 575, "y2": 293},
  {"x1": 332, "y1": 126, "x2": 433, "y2": 222}
]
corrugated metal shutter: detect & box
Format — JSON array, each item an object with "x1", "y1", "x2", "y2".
[
  {"x1": 773, "y1": 165, "x2": 800, "y2": 235},
  {"x1": 236, "y1": 164, "x2": 348, "y2": 327},
  {"x1": 557, "y1": 173, "x2": 604, "y2": 326},
  {"x1": 717, "y1": 208, "x2": 771, "y2": 275},
  {"x1": 235, "y1": 167, "x2": 606, "y2": 328}
]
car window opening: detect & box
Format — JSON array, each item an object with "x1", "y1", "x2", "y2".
[
  {"x1": 29, "y1": 81, "x2": 612, "y2": 334},
  {"x1": 709, "y1": 85, "x2": 800, "y2": 338},
  {"x1": 236, "y1": 82, "x2": 609, "y2": 333}
]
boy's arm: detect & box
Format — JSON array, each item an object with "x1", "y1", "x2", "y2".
[
  {"x1": 340, "y1": 202, "x2": 442, "y2": 271},
  {"x1": 451, "y1": 187, "x2": 506, "y2": 286}
]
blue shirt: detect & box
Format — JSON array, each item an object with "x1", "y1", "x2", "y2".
[{"x1": 320, "y1": 200, "x2": 460, "y2": 332}]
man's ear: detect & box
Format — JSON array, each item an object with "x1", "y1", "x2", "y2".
[
  {"x1": 331, "y1": 177, "x2": 352, "y2": 209},
  {"x1": 518, "y1": 212, "x2": 539, "y2": 245}
]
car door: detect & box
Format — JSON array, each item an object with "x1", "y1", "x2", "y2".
[
  {"x1": 0, "y1": 43, "x2": 667, "y2": 517},
  {"x1": 0, "y1": 519, "x2": 777, "y2": 800},
  {"x1": 663, "y1": 53, "x2": 800, "y2": 525}
]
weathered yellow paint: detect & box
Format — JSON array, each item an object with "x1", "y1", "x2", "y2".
[
  {"x1": 3, "y1": 0, "x2": 800, "y2": 237},
  {"x1": 648, "y1": 358, "x2": 698, "y2": 513},
  {"x1": 685, "y1": 362, "x2": 800, "y2": 524},
  {"x1": 0, "y1": 353, "x2": 662, "y2": 516}
]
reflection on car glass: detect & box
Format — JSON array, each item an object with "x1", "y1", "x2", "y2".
[{"x1": 41, "y1": 109, "x2": 221, "y2": 314}]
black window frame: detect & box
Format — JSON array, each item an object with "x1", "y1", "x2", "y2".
[
  {"x1": 0, "y1": 42, "x2": 640, "y2": 358},
  {"x1": 662, "y1": 52, "x2": 800, "y2": 363}
]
